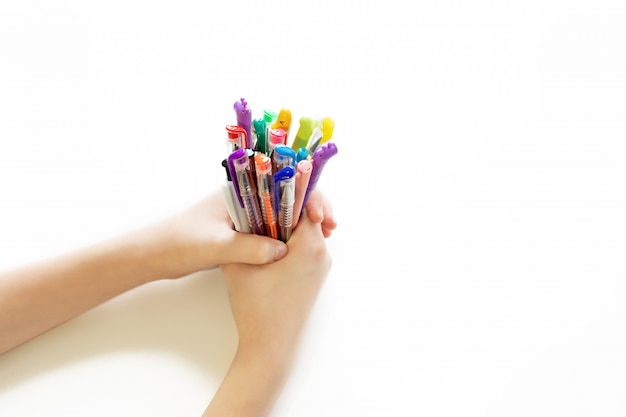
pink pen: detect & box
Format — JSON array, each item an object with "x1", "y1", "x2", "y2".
[
  {"x1": 292, "y1": 159, "x2": 312, "y2": 229},
  {"x1": 268, "y1": 128, "x2": 287, "y2": 156}
]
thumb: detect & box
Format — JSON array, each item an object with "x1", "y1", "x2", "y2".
[{"x1": 221, "y1": 233, "x2": 288, "y2": 265}]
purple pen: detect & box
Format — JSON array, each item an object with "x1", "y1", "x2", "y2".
[
  {"x1": 230, "y1": 148, "x2": 265, "y2": 235},
  {"x1": 234, "y1": 98, "x2": 253, "y2": 149},
  {"x1": 302, "y1": 142, "x2": 338, "y2": 208}
]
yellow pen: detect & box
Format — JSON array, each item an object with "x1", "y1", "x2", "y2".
[
  {"x1": 290, "y1": 116, "x2": 318, "y2": 152},
  {"x1": 271, "y1": 108, "x2": 292, "y2": 139}
]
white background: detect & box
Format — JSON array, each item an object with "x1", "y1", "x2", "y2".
[{"x1": 1, "y1": 1, "x2": 626, "y2": 416}]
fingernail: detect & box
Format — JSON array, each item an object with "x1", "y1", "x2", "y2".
[{"x1": 274, "y1": 243, "x2": 288, "y2": 261}]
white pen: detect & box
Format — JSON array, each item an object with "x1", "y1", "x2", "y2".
[{"x1": 221, "y1": 159, "x2": 250, "y2": 233}]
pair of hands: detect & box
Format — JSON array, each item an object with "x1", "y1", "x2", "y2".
[
  {"x1": 156, "y1": 188, "x2": 336, "y2": 354},
  {"x1": 0, "y1": 187, "x2": 335, "y2": 416}
]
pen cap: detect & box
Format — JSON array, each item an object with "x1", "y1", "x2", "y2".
[
  {"x1": 296, "y1": 147, "x2": 310, "y2": 163},
  {"x1": 255, "y1": 150, "x2": 274, "y2": 195},
  {"x1": 253, "y1": 118, "x2": 267, "y2": 153},
  {"x1": 232, "y1": 151, "x2": 257, "y2": 196},
  {"x1": 291, "y1": 117, "x2": 318, "y2": 151},
  {"x1": 254, "y1": 152, "x2": 272, "y2": 175},
  {"x1": 291, "y1": 159, "x2": 313, "y2": 229},
  {"x1": 297, "y1": 159, "x2": 313, "y2": 176},
  {"x1": 303, "y1": 142, "x2": 338, "y2": 206},
  {"x1": 272, "y1": 144, "x2": 296, "y2": 170},
  {"x1": 311, "y1": 142, "x2": 338, "y2": 176},
  {"x1": 226, "y1": 125, "x2": 248, "y2": 151},
  {"x1": 271, "y1": 108, "x2": 292, "y2": 135},
  {"x1": 320, "y1": 117, "x2": 335, "y2": 144},
  {"x1": 269, "y1": 128, "x2": 287, "y2": 152},
  {"x1": 234, "y1": 98, "x2": 252, "y2": 146},
  {"x1": 263, "y1": 109, "x2": 277, "y2": 129}
]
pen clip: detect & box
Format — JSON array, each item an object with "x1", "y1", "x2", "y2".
[
  {"x1": 274, "y1": 165, "x2": 296, "y2": 210},
  {"x1": 228, "y1": 148, "x2": 247, "y2": 207},
  {"x1": 226, "y1": 125, "x2": 248, "y2": 150}
]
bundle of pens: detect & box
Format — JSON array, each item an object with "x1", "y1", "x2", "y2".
[{"x1": 221, "y1": 98, "x2": 338, "y2": 242}]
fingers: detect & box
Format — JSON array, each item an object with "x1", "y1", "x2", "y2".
[
  {"x1": 320, "y1": 196, "x2": 337, "y2": 237},
  {"x1": 221, "y1": 233, "x2": 288, "y2": 265},
  {"x1": 303, "y1": 189, "x2": 337, "y2": 239},
  {"x1": 304, "y1": 189, "x2": 325, "y2": 224},
  {"x1": 287, "y1": 208, "x2": 333, "y2": 276}
]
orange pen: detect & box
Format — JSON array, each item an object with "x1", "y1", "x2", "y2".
[
  {"x1": 254, "y1": 153, "x2": 278, "y2": 239},
  {"x1": 291, "y1": 159, "x2": 313, "y2": 229}
]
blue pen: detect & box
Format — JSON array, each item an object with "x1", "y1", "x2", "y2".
[
  {"x1": 272, "y1": 144, "x2": 296, "y2": 172},
  {"x1": 296, "y1": 147, "x2": 309, "y2": 163},
  {"x1": 274, "y1": 166, "x2": 296, "y2": 242}
]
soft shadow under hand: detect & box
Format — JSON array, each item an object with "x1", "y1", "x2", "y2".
[{"x1": 0, "y1": 268, "x2": 237, "y2": 391}]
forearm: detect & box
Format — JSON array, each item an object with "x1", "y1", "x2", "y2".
[
  {"x1": 0, "y1": 224, "x2": 172, "y2": 355},
  {"x1": 202, "y1": 342, "x2": 298, "y2": 417}
]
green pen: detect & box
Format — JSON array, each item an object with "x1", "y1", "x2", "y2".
[
  {"x1": 291, "y1": 116, "x2": 318, "y2": 152},
  {"x1": 263, "y1": 109, "x2": 277, "y2": 153},
  {"x1": 253, "y1": 118, "x2": 267, "y2": 154}
]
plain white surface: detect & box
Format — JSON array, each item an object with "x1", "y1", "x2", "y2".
[{"x1": 1, "y1": 1, "x2": 626, "y2": 416}]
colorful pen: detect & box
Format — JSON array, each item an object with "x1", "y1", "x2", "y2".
[
  {"x1": 290, "y1": 117, "x2": 318, "y2": 152},
  {"x1": 306, "y1": 127, "x2": 323, "y2": 153},
  {"x1": 303, "y1": 142, "x2": 338, "y2": 207},
  {"x1": 296, "y1": 147, "x2": 309, "y2": 163},
  {"x1": 234, "y1": 98, "x2": 253, "y2": 149},
  {"x1": 308, "y1": 117, "x2": 334, "y2": 152},
  {"x1": 274, "y1": 166, "x2": 296, "y2": 242},
  {"x1": 272, "y1": 144, "x2": 296, "y2": 172},
  {"x1": 263, "y1": 109, "x2": 277, "y2": 149},
  {"x1": 221, "y1": 159, "x2": 251, "y2": 233},
  {"x1": 271, "y1": 108, "x2": 292, "y2": 139},
  {"x1": 228, "y1": 149, "x2": 265, "y2": 235},
  {"x1": 253, "y1": 118, "x2": 267, "y2": 154},
  {"x1": 226, "y1": 125, "x2": 247, "y2": 153},
  {"x1": 255, "y1": 153, "x2": 278, "y2": 239},
  {"x1": 268, "y1": 128, "x2": 287, "y2": 156},
  {"x1": 291, "y1": 159, "x2": 313, "y2": 229},
  {"x1": 320, "y1": 117, "x2": 335, "y2": 146}
]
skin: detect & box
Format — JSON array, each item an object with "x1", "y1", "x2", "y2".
[
  {"x1": 0, "y1": 189, "x2": 336, "y2": 417},
  {"x1": 204, "y1": 208, "x2": 332, "y2": 417}
]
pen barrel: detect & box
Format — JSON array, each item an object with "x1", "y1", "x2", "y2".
[
  {"x1": 277, "y1": 176, "x2": 295, "y2": 242},
  {"x1": 259, "y1": 192, "x2": 278, "y2": 239},
  {"x1": 242, "y1": 194, "x2": 265, "y2": 235},
  {"x1": 236, "y1": 169, "x2": 265, "y2": 236},
  {"x1": 278, "y1": 202, "x2": 293, "y2": 242}
]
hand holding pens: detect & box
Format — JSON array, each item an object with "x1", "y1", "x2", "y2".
[{"x1": 223, "y1": 98, "x2": 337, "y2": 242}]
